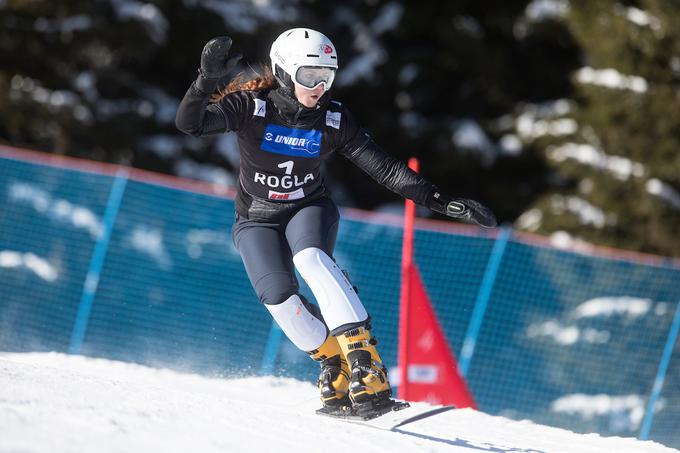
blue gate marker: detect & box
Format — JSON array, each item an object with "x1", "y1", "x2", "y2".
[
  {"x1": 68, "y1": 169, "x2": 128, "y2": 355},
  {"x1": 459, "y1": 226, "x2": 511, "y2": 377},
  {"x1": 639, "y1": 298, "x2": 680, "y2": 440},
  {"x1": 260, "y1": 321, "x2": 283, "y2": 375}
]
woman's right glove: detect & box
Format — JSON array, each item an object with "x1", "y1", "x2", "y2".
[
  {"x1": 428, "y1": 191, "x2": 498, "y2": 228},
  {"x1": 193, "y1": 36, "x2": 242, "y2": 94},
  {"x1": 199, "y1": 36, "x2": 242, "y2": 80}
]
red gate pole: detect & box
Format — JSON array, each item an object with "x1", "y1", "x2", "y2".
[{"x1": 398, "y1": 157, "x2": 419, "y2": 400}]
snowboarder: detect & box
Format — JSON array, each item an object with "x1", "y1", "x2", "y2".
[{"x1": 175, "y1": 28, "x2": 496, "y2": 415}]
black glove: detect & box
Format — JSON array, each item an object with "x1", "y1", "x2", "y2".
[
  {"x1": 428, "y1": 191, "x2": 498, "y2": 228},
  {"x1": 199, "y1": 36, "x2": 242, "y2": 80}
]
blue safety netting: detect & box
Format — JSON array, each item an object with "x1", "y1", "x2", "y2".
[{"x1": 1, "y1": 152, "x2": 678, "y2": 448}]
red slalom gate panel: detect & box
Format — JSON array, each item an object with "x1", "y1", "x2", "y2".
[
  {"x1": 398, "y1": 157, "x2": 476, "y2": 408},
  {"x1": 400, "y1": 264, "x2": 477, "y2": 408}
]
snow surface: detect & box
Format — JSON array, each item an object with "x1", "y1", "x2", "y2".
[
  {"x1": 550, "y1": 394, "x2": 648, "y2": 432},
  {"x1": 647, "y1": 178, "x2": 680, "y2": 211},
  {"x1": 525, "y1": 0, "x2": 570, "y2": 21},
  {"x1": 108, "y1": 0, "x2": 168, "y2": 44},
  {"x1": 618, "y1": 5, "x2": 662, "y2": 32},
  {"x1": 1, "y1": 353, "x2": 676, "y2": 453},
  {"x1": 0, "y1": 251, "x2": 58, "y2": 282},
  {"x1": 546, "y1": 142, "x2": 646, "y2": 181},
  {"x1": 333, "y1": 3, "x2": 402, "y2": 87},
  {"x1": 572, "y1": 297, "x2": 655, "y2": 320},
  {"x1": 8, "y1": 181, "x2": 103, "y2": 239},
  {"x1": 525, "y1": 320, "x2": 610, "y2": 346},
  {"x1": 550, "y1": 194, "x2": 609, "y2": 228},
  {"x1": 575, "y1": 67, "x2": 648, "y2": 93},
  {"x1": 514, "y1": 99, "x2": 575, "y2": 143},
  {"x1": 184, "y1": 0, "x2": 299, "y2": 33},
  {"x1": 549, "y1": 230, "x2": 595, "y2": 252}
]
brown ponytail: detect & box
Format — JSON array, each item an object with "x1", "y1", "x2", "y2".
[{"x1": 211, "y1": 64, "x2": 278, "y2": 103}]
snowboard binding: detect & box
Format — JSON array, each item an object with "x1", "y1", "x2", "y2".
[{"x1": 317, "y1": 396, "x2": 410, "y2": 421}]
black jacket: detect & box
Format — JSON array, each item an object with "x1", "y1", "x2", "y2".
[{"x1": 175, "y1": 75, "x2": 436, "y2": 219}]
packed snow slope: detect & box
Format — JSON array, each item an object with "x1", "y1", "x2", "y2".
[{"x1": 1, "y1": 353, "x2": 676, "y2": 453}]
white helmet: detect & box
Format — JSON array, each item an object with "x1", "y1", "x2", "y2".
[{"x1": 270, "y1": 28, "x2": 338, "y2": 91}]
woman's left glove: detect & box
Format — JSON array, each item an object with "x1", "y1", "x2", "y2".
[{"x1": 428, "y1": 191, "x2": 497, "y2": 228}]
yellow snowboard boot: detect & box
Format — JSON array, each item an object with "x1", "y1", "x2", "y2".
[
  {"x1": 336, "y1": 326, "x2": 392, "y2": 406},
  {"x1": 309, "y1": 334, "x2": 351, "y2": 407}
]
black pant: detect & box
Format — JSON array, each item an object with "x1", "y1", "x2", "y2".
[{"x1": 232, "y1": 195, "x2": 340, "y2": 306}]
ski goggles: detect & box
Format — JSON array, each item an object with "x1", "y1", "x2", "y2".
[{"x1": 294, "y1": 66, "x2": 336, "y2": 90}]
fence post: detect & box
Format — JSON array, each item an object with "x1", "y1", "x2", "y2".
[
  {"x1": 68, "y1": 169, "x2": 128, "y2": 354},
  {"x1": 639, "y1": 297, "x2": 680, "y2": 440},
  {"x1": 459, "y1": 226, "x2": 511, "y2": 378}
]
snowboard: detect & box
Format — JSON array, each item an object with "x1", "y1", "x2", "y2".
[{"x1": 317, "y1": 400, "x2": 456, "y2": 431}]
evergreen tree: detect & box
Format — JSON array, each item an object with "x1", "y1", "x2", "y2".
[
  {"x1": 513, "y1": 0, "x2": 680, "y2": 257},
  {"x1": 2, "y1": 1, "x2": 677, "y2": 258}
]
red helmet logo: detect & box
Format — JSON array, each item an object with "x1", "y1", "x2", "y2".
[{"x1": 322, "y1": 44, "x2": 333, "y2": 54}]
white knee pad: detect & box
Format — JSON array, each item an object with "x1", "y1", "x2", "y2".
[
  {"x1": 293, "y1": 247, "x2": 368, "y2": 332},
  {"x1": 265, "y1": 295, "x2": 328, "y2": 352}
]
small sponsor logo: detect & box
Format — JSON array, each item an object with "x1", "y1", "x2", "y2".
[
  {"x1": 325, "y1": 110, "x2": 341, "y2": 129},
  {"x1": 274, "y1": 50, "x2": 286, "y2": 64},
  {"x1": 268, "y1": 188, "x2": 305, "y2": 200},
  {"x1": 407, "y1": 364, "x2": 439, "y2": 384},
  {"x1": 260, "y1": 124, "x2": 321, "y2": 158},
  {"x1": 321, "y1": 44, "x2": 333, "y2": 54},
  {"x1": 417, "y1": 329, "x2": 435, "y2": 352},
  {"x1": 253, "y1": 98, "x2": 266, "y2": 117}
]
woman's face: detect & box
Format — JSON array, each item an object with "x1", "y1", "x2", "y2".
[{"x1": 294, "y1": 83, "x2": 325, "y2": 108}]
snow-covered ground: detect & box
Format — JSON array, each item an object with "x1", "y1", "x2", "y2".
[{"x1": 1, "y1": 353, "x2": 676, "y2": 453}]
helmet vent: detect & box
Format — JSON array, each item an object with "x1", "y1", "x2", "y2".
[
  {"x1": 304, "y1": 30, "x2": 309, "y2": 38},
  {"x1": 306, "y1": 54, "x2": 319, "y2": 57}
]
